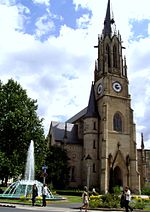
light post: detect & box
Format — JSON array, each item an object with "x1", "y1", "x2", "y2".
[
  {"x1": 42, "y1": 164, "x2": 48, "y2": 184},
  {"x1": 85, "y1": 154, "x2": 92, "y2": 190}
]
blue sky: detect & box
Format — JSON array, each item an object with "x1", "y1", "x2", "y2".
[
  {"x1": 0, "y1": 0, "x2": 150, "y2": 148},
  {"x1": 14, "y1": 0, "x2": 92, "y2": 40},
  {"x1": 130, "y1": 19, "x2": 150, "y2": 41}
]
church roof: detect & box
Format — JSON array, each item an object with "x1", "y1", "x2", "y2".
[
  {"x1": 84, "y1": 83, "x2": 98, "y2": 118},
  {"x1": 67, "y1": 107, "x2": 87, "y2": 123},
  {"x1": 50, "y1": 121, "x2": 80, "y2": 144}
]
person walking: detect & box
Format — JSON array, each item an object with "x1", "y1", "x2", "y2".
[
  {"x1": 42, "y1": 183, "x2": 48, "y2": 207},
  {"x1": 120, "y1": 190, "x2": 125, "y2": 208},
  {"x1": 32, "y1": 184, "x2": 38, "y2": 206},
  {"x1": 80, "y1": 186, "x2": 89, "y2": 212},
  {"x1": 124, "y1": 186, "x2": 133, "y2": 212}
]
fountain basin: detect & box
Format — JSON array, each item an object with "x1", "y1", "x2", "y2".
[{"x1": 0, "y1": 180, "x2": 55, "y2": 200}]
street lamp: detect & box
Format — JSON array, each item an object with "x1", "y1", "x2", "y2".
[
  {"x1": 42, "y1": 164, "x2": 48, "y2": 184},
  {"x1": 85, "y1": 154, "x2": 92, "y2": 190}
]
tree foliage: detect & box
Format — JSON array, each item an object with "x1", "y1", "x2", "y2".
[
  {"x1": 45, "y1": 146, "x2": 70, "y2": 189},
  {"x1": 0, "y1": 79, "x2": 46, "y2": 184}
]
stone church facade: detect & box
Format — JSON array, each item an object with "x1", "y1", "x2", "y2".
[{"x1": 48, "y1": 0, "x2": 150, "y2": 193}]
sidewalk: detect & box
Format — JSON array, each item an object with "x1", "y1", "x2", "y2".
[
  {"x1": 13, "y1": 204, "x2": 125, "y2": 212},
  {"x1": 0, "y1": 203, "x2": 148, "y2": 212}
]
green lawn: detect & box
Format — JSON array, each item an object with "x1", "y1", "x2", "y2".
[
  {"x1": 61, "y1": 195, "x2": 81, "y2": 203},
  {"x1": 0, "y1": 195, "x2": 81, "y2": 205}
]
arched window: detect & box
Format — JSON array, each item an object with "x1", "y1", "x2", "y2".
[
  {"x1": 113, "y1": 113, "x2": 122, "y2": 132},
  {"x1": 106, "y1": 44, "x2": 111, "y2": 68},
  {"x1": 113, "y1": 45, "x2": 117, "y2": 68}
]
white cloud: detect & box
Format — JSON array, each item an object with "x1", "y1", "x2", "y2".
[
  {"x1": 35, "y1": 14, "x2": 55, "y2": 38},
  {"x1": 32, "y1": 0, "x2": 50, "y2": 6}
]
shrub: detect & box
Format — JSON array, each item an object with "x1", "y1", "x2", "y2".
[
  {"x1": 20, "y1": 196, "x2": 26, "y2": 201},
  {"x1": 89, "y1": 195, "x2": 103, "y2": 208},
  {"x1": 90, "y1": 193, "x2": 120, "y2": 208},
  {"x1": 141, "y1": 187, "x2": 150, "y2": 195},
  {"x1": 113, "y1": 186, "x2": 122, "y2": 194},
  {"x1": 130, "y1": 199, "x2": 145, "y2": 209}
]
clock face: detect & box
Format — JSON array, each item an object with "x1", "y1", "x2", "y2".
[
  {"x1": 112, "y1": 81, "x2": 122, "y2": 92},
  {"x1": 97, "y1": 83, "x2": 103, "y2": 95}
]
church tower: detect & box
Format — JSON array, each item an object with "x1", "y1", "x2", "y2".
[
  {"x1": 48, "y1": 0, "x2": 141, "y2": 193},
  {"x1": 92, "y1": 0, "x2": 140, "y2": 193}
]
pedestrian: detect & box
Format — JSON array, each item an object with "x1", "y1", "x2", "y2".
[
  {"x1": 32, "y1": 184, "x2": 38, "y2": 206},
  {"x1": 42, "y1": 183, "x2": 48, "y2": 207},
  {"x1": 120, "y1": 190, "x2": 125, "y2": 208},
  {"x1": 92, "y1": 188, "x2": 96, "y2": 195},
  {"x1": 124, "y1": 186, "x2": 133, "y2": 212},
  {"x1": 80, "y1": 186, "x2": 89, "y2": 212}
]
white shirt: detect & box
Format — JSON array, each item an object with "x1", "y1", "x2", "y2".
[
  {"x1": 43, "y1": 186, "x2": 48, "y2": 196},
  {"x1": 125, "y1": 189, "x2": 131, "y2": 201}
]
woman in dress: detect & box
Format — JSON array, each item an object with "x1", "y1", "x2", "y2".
[{"x1": 81, "y1": 186, "x2": 89, "y2": 212}]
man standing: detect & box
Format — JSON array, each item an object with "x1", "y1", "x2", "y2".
[
  {"x1": 124, "y1": 186, "x2": 133, "y2": 212},
  {"x1": 42, "y1": 184, "x2": 48, "y2": 207},
  {"x1": 32, "y1": 184, "x2": 38, "y2": 206}
]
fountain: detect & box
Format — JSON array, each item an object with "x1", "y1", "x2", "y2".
[{"x1": 0, "y1": 140, "x2": 55, "y2": 199}]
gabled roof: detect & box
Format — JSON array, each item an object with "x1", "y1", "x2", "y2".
[{"x1": 50, "y1": 121, "x2": 80, "y2": 144}]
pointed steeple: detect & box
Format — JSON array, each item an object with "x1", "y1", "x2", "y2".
[
  {"x1": 141, "y1": 132, "x2": 144, "y2": 149},
  {"x1": 84, "y1": 82, "x2": 98, "y2": 118},
  {"x1": 103, "y1": 0, "x2": 114, "y2": 37},
  {"x1": 62, "y1": 122, "x2": 67, "y2": 145}
]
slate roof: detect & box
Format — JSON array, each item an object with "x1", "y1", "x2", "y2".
[
  {"x1": 51, "y1": 121, "x2": 80, "y2": 144},
  {"x1": 84, "y1": 83, "x2": 98, "y2": 118}
]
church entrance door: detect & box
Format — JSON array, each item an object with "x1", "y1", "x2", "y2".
[
  {"x1": 109, "y1": 166, "x2": 123, "y2": 192},
  {"x1": 114, "y1": 166, "x2": 123, "y2": 187}
]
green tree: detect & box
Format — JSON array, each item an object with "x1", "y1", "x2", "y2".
[
  {"x1": 0, "y1": 150, "x2": 11, "y2": 185},
  {"x1": 0, "y1": 79, "x2": 46, "y2": 184},
  {"x1": 45, "y1": 146, "x2": 70, "y2": 189}
]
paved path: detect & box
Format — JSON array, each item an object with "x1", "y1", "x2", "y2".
[
  {"x1": 1, "y1": 203, "x2": 148, "y2": 212},
  {"x1": 0, "y1": 203, "x2": 124, "y2": 212}
]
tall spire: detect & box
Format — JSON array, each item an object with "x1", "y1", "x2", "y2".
[
  {"x1": 84, "y1": 82, "x2": 98, "y2": 118},
  {"x1": 103, "y1": 0, "x2": 114, "y2": 37},
  {"x1": 141, "y1": 132, "x2": 144, "y2": 149}
]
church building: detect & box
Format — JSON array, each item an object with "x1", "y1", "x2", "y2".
[{"x1": 48, "y1": 0, "x2": 149, "y2": 193}]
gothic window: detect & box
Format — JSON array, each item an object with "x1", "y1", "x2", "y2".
[
  {"x1": 113, "y1": 45, "x2": 117, "y2": 68},
  {"x1": 113, "y1": 113, "x2": 122, "y2": 132},
  {"x1": 70, "y1": 166, "x2": 75, "y2": 181},
  {"x1": 93, "y1": 140, "x2": 96, "y2": 149},
  {"x1": 93, "y1": 163, "x2": 96, "y2": 173},
  {"x1": 106, "y1": 44, "x2": 111, "y2": 68},
  {"x1": 93, "y1": 121, "x2": 96, "y2": 130}
]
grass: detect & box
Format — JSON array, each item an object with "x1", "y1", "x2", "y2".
[
  {"x1": 0, "y1": 195, "x2": 81, "y2": 205},
  {"x1": 62, "y1": 195, "x2": 81, "y2": 203}
]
